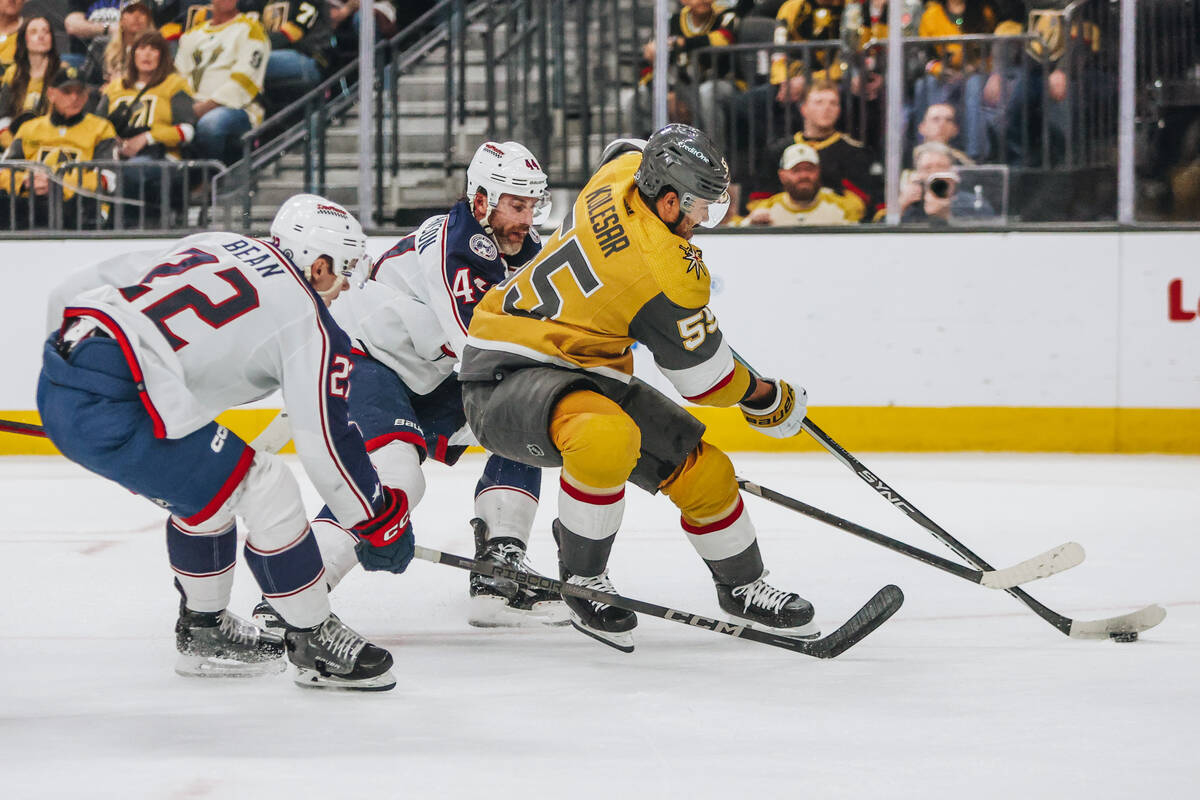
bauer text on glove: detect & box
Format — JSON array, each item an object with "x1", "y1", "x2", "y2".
[{"x1": 738, "y1": 378, "x2": 807, "y2": 438}]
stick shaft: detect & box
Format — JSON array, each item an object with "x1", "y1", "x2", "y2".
[
  {"x1": 737, "y1": 477, "x2": 985, "y2": 583},
  {"x1": 799, "y1": 416, "x2": 1075, "y2": 634}
]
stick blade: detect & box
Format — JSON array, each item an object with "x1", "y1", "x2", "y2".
[
  {"x1": 979, "y1": 542, "x2": 1086, "y2": 589},
  {"x1": 806, "y1": 584, "x2": 904, "y2": 659},
  {"x1": 1068, "y1": 604, "x2": 1167, "y2": 639}
]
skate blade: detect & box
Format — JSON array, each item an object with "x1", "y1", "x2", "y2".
[
  {"x1": 468, "y1": 595, "x2": 572, "y2": 628},
  {"x1": 175, "y1": 653, "x2": 286, "y2": 678},
  {"x1": 292, "y1": 666, "x2": 397, "y2": 692},
  {"x1": 731, "y1": 618, "x2": 822, "y2": 640},
  {"x1": 569, "y1": 620, "x2": 635, "y2": 653}
]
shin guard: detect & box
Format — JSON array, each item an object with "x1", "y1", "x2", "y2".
[{"x1": 166, "y1": 516, "x2": 237, "y2": 613}]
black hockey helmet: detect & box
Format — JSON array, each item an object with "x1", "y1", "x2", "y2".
[{"x1": 634, "y1": 124, "x2": 730, "y2": 227}]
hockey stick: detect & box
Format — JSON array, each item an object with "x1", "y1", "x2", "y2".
[
  {"x1": 0, "y1": 412, "x2": 292, "y2": 453},
  {"x1": 736, "y1": 477, "x2": 1085, "y2": 589},
  {"x1": 414, "y1": 545, "x2": 903, "y2": 659},
  {"x1": 0, "y1": 419, "x2": 48, "y2": 438},
  {"x1": 798, "y1": 416, "x2": 1166, "y2": 640}
]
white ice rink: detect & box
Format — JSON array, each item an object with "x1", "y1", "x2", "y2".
[{"x1": 1, "y1": 451, "x2": 1196, "y2": 799}]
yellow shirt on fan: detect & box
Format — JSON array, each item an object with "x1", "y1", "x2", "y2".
[
  {"x1": 461, "y1": 150, "x2": 753, "y2": 408},
  {"x1": 740, "y1": 187, "x2": 864, "y2": 226}
]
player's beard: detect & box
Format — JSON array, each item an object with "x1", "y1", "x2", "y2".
[{"x1": 493, "y1": 222, "x2": 528, "y2": 255}]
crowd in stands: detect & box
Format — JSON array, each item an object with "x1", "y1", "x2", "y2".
[
  {"x1": 632, "y1": 0, "x2": 1197, "y2": 226},
  {"x1": 0, "y1": 0, "x2": 428, "y2": 228}
]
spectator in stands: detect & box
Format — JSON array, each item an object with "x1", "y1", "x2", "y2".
[
  {"x1": 754, "y1": 79, "x2": 880, "y2": 215},
  {"x1": 912, "y1": 0, "x2": 998, "y2": 162},
  {"x1": 97, "y1": 30, "x2": 195, "y2": 224},
  {"x1": 0, "y1": 0, "x2": 26, "y2": 69},
  {"x1": 738, "y1": 141, "x2": 864, "y2": 225},
  {"x1": 101, "y1": 1, "x2": 154, "y2": 83},
  {"x1": 898, "y1": 140, "x2": 995, "y2": 223},
  {"x1": 0, "y1": 15, "x2": 58, "y2": 150},
  {"x1": 632, "y1": 0, "x2": 752, "y2": 147},
  {"x1": 262, "y1": 0, "x2": 334, "y2": 109},
  {"x1": 174, "y1": 0, "x2": 268, "y2": 165},
  {"x1": 64, "y1": 0, "x2": 123, "y2": 74},
  {"x1": 915, "y1": 102, "x2": 973, "y2": 165},
  {"x1": 982, "y1": 3, "x2": 1099, "y2": 167},
  {"x1": 768, "y1": 0, "x2": 844, "y2": 106},
  {"x1": 0, "y1": 64, "x2": 117, "y2": 228}
]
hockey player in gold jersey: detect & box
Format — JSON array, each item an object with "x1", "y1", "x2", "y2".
[{"x1": 460, "y1": 124, "x2": 815, "y2": 652}]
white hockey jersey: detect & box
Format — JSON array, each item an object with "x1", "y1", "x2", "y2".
[
  {"x1": 46, "y1": 231, "x2": 381, "y2": 526},
  {"x1": 332, "y1": 199, "x2": 541, "y2": 396}
]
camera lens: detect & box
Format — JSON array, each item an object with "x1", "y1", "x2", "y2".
[{"x1": 929, "y1": 178, "x2": 951, "y2": 199}]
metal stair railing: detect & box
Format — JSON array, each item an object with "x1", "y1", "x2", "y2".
[{"x1": 210, "y1": 0, "x2": 468, "y2": 231}]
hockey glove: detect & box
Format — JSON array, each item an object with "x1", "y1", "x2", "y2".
[
  {"x1": 352, "y1": 486, "x2": 415, "y2": 573},
  {"x1": 739, "y1": 378, "x2": 807, "y2": 439}
]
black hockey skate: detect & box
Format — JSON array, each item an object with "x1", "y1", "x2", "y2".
[
  {"x1": 715, "y1": 570, "x2": 820, "y2": 639},
  {"x1": 468, "y1": 519, "x2": 569, "y2": 628},
  {"x1": 285, "y1": 615, "x2": 396, "y2": 691},
  {"x1": 560, "y1": 566, "x2": 638, "y2": 653},
  {"x1": 251, "y1": 597, "x2": 284, "y2": 632},
  {"x1": 175, "y1": 605, "x2": 287, "y2": 678}
]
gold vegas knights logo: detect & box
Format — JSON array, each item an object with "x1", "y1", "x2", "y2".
[{"x1": 678, "y1": 243, "x2": 707, "y2": 280}]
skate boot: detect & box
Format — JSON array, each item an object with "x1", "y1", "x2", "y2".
[
  {"x1": 715, "y1": 570, "x2": 819, "y2": 639},
  {"x1": 175, "y1": 605, "x2": 287, "y2": 678},
  {"x1": 560, "y1": 565, "x2": 637, "y2": 653},
  {"x1": 468, "y1": 519, "x2": 569, "y2": 628},
  {"x1": 285, "y1": 615, "x2": 396, "y2": 691},
  {"x1": 251, "y1": 597, "x2": 284, "y2": 632},
  {"x1": 252, "y1": 597, "x2": 340, "y2": 632}
]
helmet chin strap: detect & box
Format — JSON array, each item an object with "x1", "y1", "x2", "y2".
[
  {"x1": 664, "y1": 204, "x2": 687, "y2": 235},
  {"x1": 303, "y1": 259, "x2": 343, "y2": 299}
]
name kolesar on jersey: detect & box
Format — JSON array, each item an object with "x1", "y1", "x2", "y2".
[{"x1": 585, "y1": 185, "x2": 630, "y2": 258}]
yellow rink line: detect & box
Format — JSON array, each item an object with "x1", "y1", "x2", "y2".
[{"x1": 4, "y1": 406, "x2": 1198, "y2": 455}]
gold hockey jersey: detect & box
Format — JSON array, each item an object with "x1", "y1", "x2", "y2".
[
  {"x1": 461, "y1": 151, "x2": 752, "y2": 408},
  {"x1": 174, "y1": 13, "x2": 268, "y2": 125},
  {"x1": 1, "y1": 112, "x2": 117, "y2": 199},
  {"x1": 97, "y1": 73, "x2": 197, "y2": 159}
]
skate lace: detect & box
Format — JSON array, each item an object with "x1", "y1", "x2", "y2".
[
  {"x1": 569, "y1": 571, "x2": 617, "y2": 612},
  {"x1": 731, "y1": 572, "x2": 793, "y2": 614},
  {"x1": 218, "y1": 612, "x2": 258, "y2": 645},
  {"x1": 490, "y1": 541, "x2": 535, "y2": 573},
  {"x1": 316, "y1": 619, "x2": 366, "y2": 663}
]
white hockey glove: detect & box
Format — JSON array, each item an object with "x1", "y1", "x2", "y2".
[{"x1": 739, "y1": 378, "x2": 807, "y2": 439}]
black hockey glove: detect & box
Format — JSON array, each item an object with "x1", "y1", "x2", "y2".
[
  {"x1": 739, "y1": 378, "x2": 807, "y2": 439},
  {"x1": 352, "y1": 486, "x2": 415, "y2": 573}
]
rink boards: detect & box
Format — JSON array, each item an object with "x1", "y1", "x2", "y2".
[{"x1": 3, "y1": 229, "x2": 1198, "y2": 454}]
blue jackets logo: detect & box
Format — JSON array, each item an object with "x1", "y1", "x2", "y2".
[{"x1": 469, "y1": 234, "x2": 498, "y2": 261}]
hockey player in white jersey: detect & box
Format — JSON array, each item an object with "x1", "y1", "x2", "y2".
[
  {"x1": 37, "y1": 195, "x2": 411, "y2": 691},
  {"x1": 261, "y1": 141, "x2": 566, "y2": 628}
]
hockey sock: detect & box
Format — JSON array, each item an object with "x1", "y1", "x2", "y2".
[
  {"x1": 474, "y1": 455, "x2": 541, "y2": 545},
  {"x1": 310, "y1": 509, "x2": 363, "y2": 591},
  {"x1": 166, "y1": 516, "x2": 237, "y2": 613},
  {"x1": 244, "y1": 525, "x2": 329, "y2": 629},
  {"x1": 681, "y1": 496, "x2": 759, "y2": 569},
  {"x1": 556, "y1": 472, "x2": 625, "y2": 576},
  {"x1": 234, "y1": 453, "x2": 330, "y2": 628}
]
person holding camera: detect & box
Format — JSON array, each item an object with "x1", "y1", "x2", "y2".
[
  {"x1": 898, "y1": 141, "x2": 995, "y2": 224},
  {"x1": 96, "y1": 30, "x2": 195, "y2": 224}
]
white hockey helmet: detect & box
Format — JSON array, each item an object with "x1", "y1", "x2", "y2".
[
  {"x1": 465, "y1": 140, "x2": 552, "y2": 225},
  {"x1": 270, "y1": 194, "x2": 371, "y2": 297}
]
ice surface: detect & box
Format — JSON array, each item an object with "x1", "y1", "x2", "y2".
[{"x1": 1, "y1": 452, "x2": 1196, "y2": 798}]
